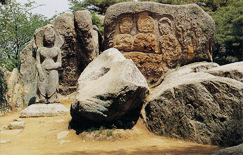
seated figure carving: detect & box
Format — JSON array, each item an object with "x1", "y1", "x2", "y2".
[
  {"x1": 133, "y1": 14, "x2": 157, "y2": 53},
  {"x1": 159, "y1": 17, "x2": 181, "y2": 67},
  {"x1": 114, "y1": 17, "x2": 133, "y2": 51}
]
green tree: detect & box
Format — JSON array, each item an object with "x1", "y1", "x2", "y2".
[
  {"x1": 212, "y1": 1, "x2": 243, "y2": 63},
  {"x1": 68, "y1": 0, "x2": 133, "y2": 15},
  {"x1": 0, "y1": 0, "x2": 51, "y2": 71}
]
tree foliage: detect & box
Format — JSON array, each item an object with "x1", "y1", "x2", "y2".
[
  {"x1": 212, "y1": 1, "x2": 243, "y2": 63},
  {"x1": 0, "y1": 0, "x2": 51, "y2": 71},
  {"x1": 68, "y1": 0, "x2": 133, "y2": 15}
]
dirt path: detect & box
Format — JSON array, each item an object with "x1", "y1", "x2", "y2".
[{"x1": 0, "y1": 99, "x2": 222, "y2": 155}]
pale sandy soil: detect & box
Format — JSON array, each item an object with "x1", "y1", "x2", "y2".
[{"x1": 0, "y1": 99, "x2": 222, "y2": 155}]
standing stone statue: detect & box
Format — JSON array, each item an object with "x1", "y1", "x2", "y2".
[{"x1": 34, "y1": 24, "x2": 64, "y2": 103}]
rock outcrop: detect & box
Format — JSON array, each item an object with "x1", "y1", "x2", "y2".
[
  {"x1": 104, "y1": 2, "x2": 215, "y2": 84},
  {"x1": 143, "y1": 62, "x2": 243, "y2": 146},
  {"x1": 20, "y1": 11, "x2": 102, "y2": 104},
  {"x1": 71, "y1": 48, "x2": 149, "y2": 122}
]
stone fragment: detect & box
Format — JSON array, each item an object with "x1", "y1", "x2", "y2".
[
  {"x1": 13, "y1": 118, "x2": 22, "y2": 121},
  {"x1": 104, "y1": 2, "x2": 215, "y2": 84},
  {"x1": 0, "y1": 140, "x2": 11, "y2": 144},
  {"x1": 71, "y1": 48, "x2": 149, "y2": 122},
  {"x1": 9, "y1": 121, "x2": 25, "y2": 129},
  {"x1": 144, "y1": 63, "x2": 243, "y2": 147},
  {"x1": 57, "y1": 131, "x2": 69, "y2": 139},
  {"x1": 59, "y1": 140, "x2": 70, "y2": 144},
  {"x1": 20, "y1": 104, "x2": 69, "y2": 118},
  {"x1": 0, "y1": 129, "x2": 22, "y2": 134},
  {"x1": 55, "y1": 119, "x2": 65, "y2": 123}
]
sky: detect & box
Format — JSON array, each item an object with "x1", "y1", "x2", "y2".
[{"x1": 16, "y1": 0, "x2": 72, "y2": 18}]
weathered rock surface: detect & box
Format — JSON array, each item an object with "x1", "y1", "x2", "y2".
[
  {"x1": 104, "y1": 2, "x2": 215, "y2": 84},
  {"x1": 9, "y1": 121, "x2": 25, "y2": 129},
  {"x1": 20, "y1": 39, "x2": 38, "y2": 105},
  {"x1": 20, "y1": 104, "x2": 69, "y2": 118},
  {"x1": 71, "y1": 48, "x2": 149, "y2": 122},
  {"x1": 144, "y1": 64, "x2": 243, "y2": 146},
  {"x1": 52, "y1": 13, "x2": 78, "y2": 88},
  {"x1": 215, "y1": 143, "x2": 243, "y2": 155},
  {"x1": 7, "y1": 68, "x2": 18, "y2": 95},
  {"x1": 206, "y1": 61, "x2": 243, "y2": 82},
  {"x1": 4, "y1": 68, "x2": 24, "y2": 109},
  {"x1": 123, "y1": 52, "x2": 166, "y2": 84},
  {"x1": 152, "y1": 61, "x2": 220, "y2": 88}
]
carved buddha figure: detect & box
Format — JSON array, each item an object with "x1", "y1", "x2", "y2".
[
  {"x1": 36, "y1": 26, "x2": 63, "y2": 103},
  {"x1": 114, "y1": 17, "x2": 133, "y2": 51},
  {"x1": 133, "y1": 14, "x2": 157, "y2": 53},
  {"x1": 159, "y1": 17, "x2": 181, "y2": 67}
]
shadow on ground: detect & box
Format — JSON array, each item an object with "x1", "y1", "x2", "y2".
[
  {"x1": 68, "y1": 107, "x2": 142, "y2": 135},
  {"x1": 59, "y1": 144, "x2": 222, "y2": 155}
]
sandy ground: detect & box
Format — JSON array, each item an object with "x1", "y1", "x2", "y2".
[{"x1": 0, "y1": 99, "x2": 222, "y2": 155}]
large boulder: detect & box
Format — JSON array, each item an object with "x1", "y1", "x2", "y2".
[
  {"x1": 143, "y1": 63, "x2": 243, "y2": 146},
  {"x1": 104, "y1": 2, "x2": 215, "y2": 84},
  {"x1": 71, "y1": 48, "x2": 149, "y2": 122}
]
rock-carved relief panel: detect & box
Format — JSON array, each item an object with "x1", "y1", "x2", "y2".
[
  {"x1": 114, "y1": 13, "x2": 157, "y2": 53},
  {"x1": 112, "y1": 10, "x2": 213, "y2": 68}
]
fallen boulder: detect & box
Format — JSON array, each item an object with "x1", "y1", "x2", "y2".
[
  {"x1": 71, "y1": 48, "x2": 149, "y2": 122},
  {"x1": 144, "y1": 64, "x2": 243, "y2": 146},
  {"x1": 9, "y1": 121, "x2": 25, "y2": 130}
]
